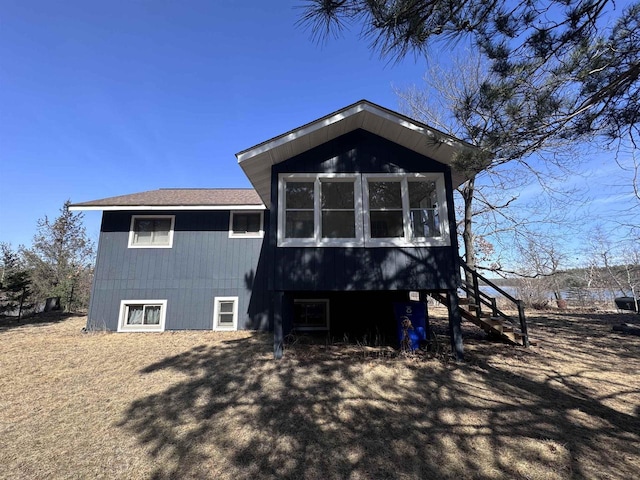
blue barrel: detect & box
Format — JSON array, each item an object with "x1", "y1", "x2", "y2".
[{"x1": 394, "y1": 302, "x2": 428, "y2": 351}]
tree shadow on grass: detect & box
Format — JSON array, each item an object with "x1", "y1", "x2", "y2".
[
  {"x1": 117, "y1": 331, "x2": 640, "y2": 480},
  {"x1": 0, "y1": 311, "x2": 76, "y2": 332}
]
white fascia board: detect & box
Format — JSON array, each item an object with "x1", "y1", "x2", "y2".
[
  {"x1": 235, "y1": 103, "x2": 366, "y2": 164},
  {"x1": 69, "y1": 204, "x2": 266, "y2": 211}
]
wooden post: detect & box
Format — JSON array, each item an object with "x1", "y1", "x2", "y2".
[
  {"x1": 273, "y1": 292, "x2": 284, "y2": 359},
  {"x1": 446, "y1": 290, "x2": 464, "y2": 361},
  {"x1": 472, "y1": 270, "x2": 482, "y2": 316},
  {"x1": 517, "y1": 300, "x2": 530, "y2": 347}
]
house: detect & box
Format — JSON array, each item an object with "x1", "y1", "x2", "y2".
[{"x1": 71, "y1": 100, "x2": 489, "y2": 360}]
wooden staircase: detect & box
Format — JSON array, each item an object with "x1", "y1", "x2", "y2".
[{"x1": 430, "y1": 260, "x2": 533, "y2": 347}]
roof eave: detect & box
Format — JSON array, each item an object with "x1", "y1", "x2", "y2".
[
  {"x1": 236, "y1": 100, "x2": 480, "y2": 208},
  {"x1": 68, "y1": 204, "x2": 266, "y2": 211}
]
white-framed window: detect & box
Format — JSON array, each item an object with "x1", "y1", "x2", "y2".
[
  {"x1": 278, "y1": 173, "x2": 363, "y2": 247},
  {"x1": 128, "y1": 215, "x2": 175, "y2": 248},
  {"x1": 293, "y1": 299, "x2": 330, "y2": 331},
  {"x1": 363, "y1": 173, "x2": 449, "y2": 247},
  {"x1": 277, "y1": 173, "x2": 449, "y2": 247},
  {"x1": 229, "y1": 211, "x2": 264, "y2": 238},
  {"x1": 213, "y1": 296, "x2": 238, "y2": 331},
  {"x1": 118, "y1": 300, "x2": 167, "y2": 332}
]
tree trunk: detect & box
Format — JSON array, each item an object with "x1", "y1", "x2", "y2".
[{"x1": 461, "y1": 178, "x2": 476, "y2": 287}]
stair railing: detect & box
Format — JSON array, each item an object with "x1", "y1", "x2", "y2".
[{"x1": 459, "y1": 260, "x2": 530, "y2": 347}]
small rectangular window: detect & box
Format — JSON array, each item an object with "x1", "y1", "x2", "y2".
[
  {"x1": 293, "y1": 299, "x2": 330, "y2": 331},
  {"x1": 213, "y1": 296, "x2": 238, "y2": 330},
  {"x1": 229, "y1": 211, "x2": 264, "y2": 238},
  {"x1": 129, "y1": 215, "x2": 175, "y2": 248},
  {"x1": 118, "y1": 300, "x2": 167, "y2": 332}
]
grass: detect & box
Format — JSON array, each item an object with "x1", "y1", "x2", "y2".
[{"x1": 1, "y1": 308, "x2": 639, "y2": 480}]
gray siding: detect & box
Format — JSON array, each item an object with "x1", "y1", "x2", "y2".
[{"x1": 87, "y1": 210, "x2": 270, "y2": 331}]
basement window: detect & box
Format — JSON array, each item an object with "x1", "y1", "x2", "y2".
[
  {"x1": 293, "y1": 299, "x2": 330, "y2": 331},
  {"x1": 213, "y1": 296, "x2": 238, "y2": 331},
  {"x1": 118, "y1": 300, "x2": 167, "y2": 332}
]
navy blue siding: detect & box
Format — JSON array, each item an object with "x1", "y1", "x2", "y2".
[
  {"x1": 273, "y1": 247, "x2": 458, "y2": 291},
  {"x1": 269, "y1": 129, "x2": 461, "y2": 293},
  {"x1": 87, "y1": 210, "x2": 270, "y2": 331}
]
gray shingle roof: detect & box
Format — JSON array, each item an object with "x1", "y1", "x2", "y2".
[{"x1": 70, "y1": 188, "x2": 264, "y2": 209}]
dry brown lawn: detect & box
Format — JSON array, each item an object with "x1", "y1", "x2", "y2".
[{"x1": 1, "y1": 308, "x2": 639, "y2": 480}]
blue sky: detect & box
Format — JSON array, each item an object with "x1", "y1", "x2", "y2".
[
  {"x1": 1, "y1": 0, "x2": 433, "y2": 248},
  {"x1": 1, "y1": 1, "x2": 637, "y2": 263}
]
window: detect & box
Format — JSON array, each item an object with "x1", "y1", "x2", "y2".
[
  {"x1": 229, "y1": 211, "x2": 264, "y2": 238},
  {"x1": 293, "y1": 299, "x2": 329, "y2": 331},
  {"x1": 129, "y1": 215, "x2": 175, "y2": 248},
  {"x1": 278, "y1": 174, "x2": 363, "y2": 246},
  {"x1": 213, "y1": 296, "x2": 238, "y2": 330},
  {"x1": 118, "y1": 300, "x2": 167, "y2": 332},
  {"x1": 278, "y1": 173, "x2": 449, "y2": 247},
  {"x1": 363, "y1": 174, "x2": 449, "y2": 246}
]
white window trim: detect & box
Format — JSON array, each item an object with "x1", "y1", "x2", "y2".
[
  {"x1": 228, "y1": 210, "x2": 264, "y2": 238},
  {"x1": 363, "y1": 173, "x2": 450, "y2": 247},
  {"x1": 278, "y1": 173, "x2": 363, "y2": 247},
  {"x1": 117, "y1": 299, "x2": 167, "y2": 332},
  {"x1": 128, "y1": 215, "x2": 175, "y2": 249},
  {"x1": 213, "y1": 296, "x2": 239, "y2": 331},
  {"x1": 293, "y1": 298, "x2": 330, "y2": 331},
  {"x1": 277, "y1": 172, "x2": 450, "y2": 248}
]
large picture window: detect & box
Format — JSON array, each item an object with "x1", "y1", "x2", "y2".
[
  {"x1": 278, "y1": 173, "x2": 449, "y2": 247},
  {"x1": 118, "y1": 300, "x2": 167, "y2": 332},
  {"x1": 129, "y1": 215, "x2": 175, "y2": 248}
]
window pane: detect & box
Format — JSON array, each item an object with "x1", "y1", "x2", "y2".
[
  {"x1": 127, "y1": 305, "x2": 144, "y2": 324},
  {"x1": 370, "y1": 211, "x2": 404, "y2": 238},
  {"x1": 321, "y1": 182, "x2": 354, "y2": 209},
  {"x1": 133, "y1": 218, "x2": 171, "y2": 245},
  {"x1": 286, "y1": 182, "x2": 314, "y2": 209},
  {"x1": 144, "y1": 305, "x2": 161, "y2": 325},
  {"x1": 410, "y1": 209, "x2": 440, "y2": 238},
  {"x1": 322, "y1": 211, "x2": 355, "y2": 238},
  {"x1": 294, "y1": 302, "x2": 327, "y2": 328},
  {"x1": 368, "y1": 181, "x2": 402, "y2": 209},
  {"x1": 233, "y1": 213, "x2": 261, "y2": 233},
  {"x1": 285, "y1": 211, "x2": 314, "y2": 238},
  {"x1": 152, "y1": 229, "x2": 169, "y2": 244},
  {"x1": 408, "y1": 181, "x2": 436, "y2": 208},
  {"x1": 219, "y1": 313, "x2": 234, "y2": 325},
  {"x1": 153, "y1": 218, "x2": 172, "y2": 233},
  {"x1": 409, "y1": 180, "x2": 440, "y2": 238},
  {"x1": 219, "y1": 301, "x2": 234, "y2": 314}
]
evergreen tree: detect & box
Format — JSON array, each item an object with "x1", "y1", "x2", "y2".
[
  {"x1": 299, "y1": 1, "x2": 640, "y2": 151},
  {"x1": 22, "y1": 200, "x2": 95, "y2": 312},
  {"x1": 0, "y1": 243, "x2": 33, "y2": 319}
]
